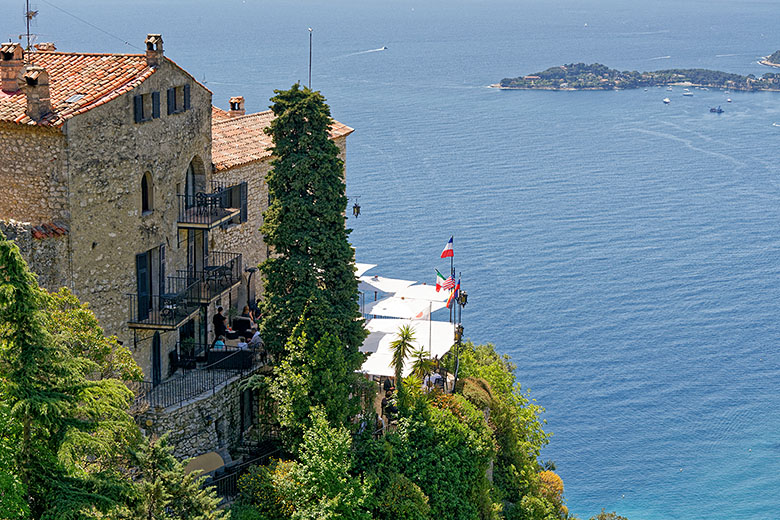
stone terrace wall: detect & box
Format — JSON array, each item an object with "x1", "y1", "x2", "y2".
[
  {"x1": 0, "y1": 219, "x2": 69, "y2": 290},
  {"x1": 0, "y1": 122, "x2": 68, "y2": 224},
  {"x1": 138, "y1": 376, "x2": 249, "y2": 460}
]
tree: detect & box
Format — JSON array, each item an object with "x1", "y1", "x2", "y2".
[
  {"x1": 0, "y1": 231, "x2": 138, "y2": 518},
  {"x1": 390, "y1": 325, "x2": 415, "y2": 385},
  {"x1": 590, "y1": 510, "x2": 629, "y2": 520},
  {"x1": 259, "y1": 83, "x2": 365, "y2": 360},
  {"x1": 409, "y1": 347, "x2": 434, "y2": 380},
  {"x1": 273, "y1": 407, "x2": 372, "y2": 520},
  {"x1": 128, "y1": 435, "x2": 226, "y2": 520}
]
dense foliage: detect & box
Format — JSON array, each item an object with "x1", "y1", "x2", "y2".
[
  {"x1": 500, "y1": 62, "x2": 780, "y2": 91},
  {"x1": 0, "y1": 232, "x2": 223, "y2": 519},
  {"x1": 259, "y1": 83, "x2": 365, "y2": 359}
]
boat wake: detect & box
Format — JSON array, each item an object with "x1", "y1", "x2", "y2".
[
  {"x1": 715, "y1": 53, "x2": 739, "y2": 57},
  {"x1": 649, "y1": 55, "x2": 671, "y2": 60},
  {"x1": 338, "y1": 47, "x2": 388, "y2": 58},
  {"x1": 773, "y1": 123, "x2": 780, "y2": 127}
]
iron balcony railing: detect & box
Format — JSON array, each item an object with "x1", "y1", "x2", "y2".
[
  {"x1": 177, "y1": 188, "x2": 239, "y2": 229},
  {"x1": 179, "y1": 251, "x2": 242, "y2": 303},
  {"x1": 127, "y1": 276, "x2": 201, "y2": 330},
  {"x1": 129, "y1": 347, "x2": 262, "y2": 410},
  {"x1": 206, "y1": 446, "x2": 283, "y2": 502}
]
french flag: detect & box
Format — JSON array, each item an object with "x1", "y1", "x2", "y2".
[{"x1": 440, "y1": 236, "x2": 454, "y2": 258}]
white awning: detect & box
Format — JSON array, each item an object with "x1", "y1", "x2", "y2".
[
  {"x1": 355, "y1": 263, "x2": 377, "y2": 277},
  {"x1": 394, "y1": 283, "x2": 449, "y2": 303},
  {"x1": 358, "y1": 275, "x2": 416, "y2": 295},
  {"x1": 359, "y1": 318, "x2": 454, "y2": 377},
  {"x1": 364, "y1": 296, "x2": 447, "y2": 320}
]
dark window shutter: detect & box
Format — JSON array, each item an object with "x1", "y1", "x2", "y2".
[
  {"x1": 183, "y1": 84, "x2": 191, "y2": 110},
  {"x1": 152, "y1": 91, "x2": 160, "y2": 118},
  {"x1": 136, "y1": 252, "x2": 150, "y2": 320},
  {"x1": 159, "y1": 244, "x2": 166, "y2": 298},
  {"x1": 240, "y1": 181, "x2": 248, "y2": 223},
  {"x1": 167, "y1": 88, "x2": 175, "y2": 115},
  {"x1": 133, "y1": 94, "x2": 143, "y2": 123}
]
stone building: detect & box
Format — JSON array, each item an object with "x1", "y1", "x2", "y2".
[{"x1": 0, "y1": 36, "x2": 352, "y2": 460}]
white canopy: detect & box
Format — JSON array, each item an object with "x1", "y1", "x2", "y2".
[
  {"x1": 394, "y1": 283, "x2": 449, "y2": 303},
  {"x1": 364, "y1": 296, "x2": 447, "y2": 320},
  {"x1": 359, "y1": 318, "x2": 454, "y2": 377},
  {"x1": 358, "y1": 275, "x2": 416, "y2": 295},
  {"x1": 355, "y1": 263, "x2": 377, "y2": 278}
]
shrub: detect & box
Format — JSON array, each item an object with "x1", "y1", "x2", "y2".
[{"x1": 375, "y1": 473, "x2": 430, "y2": 520}]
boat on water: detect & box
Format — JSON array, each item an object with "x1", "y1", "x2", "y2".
[
  {"x1": 663, "y1": 98, "x2": 671, "y2": 104},
  {"x1": 381, "y1": 46, "x2": 388, "y2": 50},
  {"x1": 683, "y1": 91, "x2": 694, "y2": 96},
  {"x1": 727, "y1": 98, "x2": 732, "y2": 103},
  {"x1": 710, "y1": 106, "x2": 724, "y2": 113},
  {"x1": 666, "y1": 86, "x2": 673, "y2": 91}
]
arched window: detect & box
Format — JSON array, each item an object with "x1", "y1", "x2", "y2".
[
  {"x1": 141, "y1": 172, "x2": 154, "y2": 214},
  {"x1": 184, "y1": 163, "x2": 196, "y2": 208}
]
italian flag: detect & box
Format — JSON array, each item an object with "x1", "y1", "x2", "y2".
[{"x1": 435, "y1": 269, "x2": 447, "y2": 292}]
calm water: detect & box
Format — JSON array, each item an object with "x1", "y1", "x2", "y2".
[{"x1": 7, "y1": 0, "x2": 780, "y2": 517}]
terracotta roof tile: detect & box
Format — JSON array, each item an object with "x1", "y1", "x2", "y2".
[
  {"x1": 212, "y1": 105, "x2": 230, "y2": 121},
  {"x1": 31, "y1": 221, "x2": 69, "y2": 239},
  {"x1": 0, "y1": 51, "x2": 153, "y2": 127},
  {"x1": 212, "y1": 110, "x2": 354, "y2": 171}
]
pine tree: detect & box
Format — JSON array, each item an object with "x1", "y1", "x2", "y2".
[
  {"x1": 0, "y1": 232, "x2": 136, "y2": 517},
  {"x1": 259, "y1": 83, "x2": 366, "y2": 359}
]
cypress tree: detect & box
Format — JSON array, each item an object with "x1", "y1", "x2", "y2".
[{"x1": 259, "y1": 83, "x2": 366, "y2": 358}]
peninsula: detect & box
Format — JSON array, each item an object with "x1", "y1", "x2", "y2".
[
  {"x1": 496, "y1": 62, "x2": 780, "y2": 91},
  {"x1": 759, "y1": 49, "x2": 780, "y2": 68}
]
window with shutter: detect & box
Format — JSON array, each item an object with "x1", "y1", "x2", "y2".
[
  {"x1": 240, "y1": 181, "x2": 248, "y2": 223},
  {"x1": 167, "y1": 88, "x2": 175, "y2": 115},
  {"x1": 152, "y1": 91, "x2": 160, "y2": 118},
  {"x1": 133, "y1": 94, "x2": 143, "y2": 123},
  {"x1": 183, "y1": 84, "x2": 191, "y2": 111}
]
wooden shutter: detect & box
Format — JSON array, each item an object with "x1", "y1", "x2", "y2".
[
  {"x1": 167, "y1": 88, "x2": 175, "y2": 115},
  {"x1": 133, "y1": 94, "x2": 143, "y2": 123},
  {"x1": 136, "y1": 252, "x2": 150, "y2": 320},
  {"x1": 152, "y1": 91, "x2": 160, "y2": 118},
  {"x1": 159, "y1": 244, "x2": 166, "y2": 298},
  {"x1": 240, "y1": 181, "x2": 248, "y2": 223},
  {"x1": 183, "y1": 84, "x2": 191, "y2": 110}
]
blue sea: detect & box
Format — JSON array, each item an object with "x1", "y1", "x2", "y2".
[{"x1": 8, "y1": 0, "x2": 780, "y2": 517}]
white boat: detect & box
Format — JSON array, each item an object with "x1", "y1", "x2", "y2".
[
  {"x1": 727, "y1": 98, "x2": 732, "y2": 103},
  {"x1": 683, "y1": 91, "x2": 694, "y2": 96},
  {"x1": 663, "y1": 97, "x2": 671, "y2": 104},
  {"x1": 666, "y1": 86, "x2": 673, "y2": 91}
]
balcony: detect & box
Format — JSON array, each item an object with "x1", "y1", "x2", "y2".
[
  {"x1": 178, "y1": 251, "x2": 242, "y2": 303},
  {"x1": 127, "y1": 276, "x2": 201, "y2": 330},
  {"x1": 129, "y1": 346, "x2": 264, "y2": 411},
  {"x1": 177, "y1": 189, "x2": 240, "y2": 230}
]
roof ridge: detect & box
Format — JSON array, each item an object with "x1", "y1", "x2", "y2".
[
  {"x1": 27, "y1": 51, "x2": 146, "y2": 58},
  {"x1": 212, "y1": 110, "x2": 274, "y2": 126}
]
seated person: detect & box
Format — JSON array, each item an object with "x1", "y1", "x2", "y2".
[
  {"x1": 237, "y1": 337, "x2": 248, "y2": 350},
  {"x1": 213, "y1": 336, "x2": 226, "y2": 350},
  {"x1": 241, "y1": 305, "x2": 252, "y2": 318},
  {"x1": 249, "y1": 328, "x2": 263, "y2": 348}
]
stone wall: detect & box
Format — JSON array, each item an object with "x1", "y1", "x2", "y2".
[
  {"x1": 0, "y1": 219, "x2": 69, "y2": 290},
  {"x1": 138, "y1": 375, "x2": 253, "y2": 460},
  {"x1": 0, "y1": 122, "x2": 68, "y2": 224},
  {"x1": 61, "y1": 59, "x2": 212, "y2": 376}
]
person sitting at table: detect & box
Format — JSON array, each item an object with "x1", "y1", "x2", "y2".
[
  {"x1": 213, "y1": 336, "x2": 226, "y2": 350},
  {"x1": 237, "y1": 336, "x2": 248, "y2": 350}
]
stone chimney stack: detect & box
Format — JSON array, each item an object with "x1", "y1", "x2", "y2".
[
  {"x1": 229, "y1": 96, "x2": 245, "y2": 117},
  {"x1": 21, "y1": 66, "x2": 52, "y2": 121},
  {"x1": 145, "y1": 34, "x2": 164, "y2": 67},
  {"x1": 33, "y1": 42, "x2": 57, "y2": 51},
  {"x1": 1, "y1": 42, "x2": 24, "y2": 92}
]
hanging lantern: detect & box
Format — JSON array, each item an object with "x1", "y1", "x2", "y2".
[{"x1": 352, "y1": 201, "x2": 361, "y2": 217}]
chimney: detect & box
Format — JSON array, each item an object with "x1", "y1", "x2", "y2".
[
  {"x1": 1, "y1": 42, "x2": 24, "y2": 92},
  {"x1": 229, "y1": 96, "x2": 245, "y2": 117},
  {"x1": 33, "y1": 42, "x2": 57, "y2": 51},
  {"x1": 21, "y1": 65, "x2": 52, "y2": 121},
  {"x1": 144, "y1": 34, "x2": 163, "y2": 67}
]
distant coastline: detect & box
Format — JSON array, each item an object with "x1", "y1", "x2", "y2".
[{"x1": 495, "y1": 61, "x2": 780, "y2": 92}]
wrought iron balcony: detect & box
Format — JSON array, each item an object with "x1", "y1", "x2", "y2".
[
  {"x1": 178, "y1": 251, "x2": 242, "y2": 303},
  {"x1": 177, "y1": 188, "x2": 240, "y2": 229},
  {"x1": 127, "y1": 276, "x2": 201, "y2": 330}
]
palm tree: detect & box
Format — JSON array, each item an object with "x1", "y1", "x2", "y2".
[
  {"x1": 410, "y1": 347, "x2": 434, "y2": 380},
  {"x1": 389, "y1": 325, "x2": 415, "y2": 385}
]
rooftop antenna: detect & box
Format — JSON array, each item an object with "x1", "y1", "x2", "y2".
[
  {"x1": 308, "y1": 27, "x2": 312, "y2": 89},
  {"x1": 24, "y1": 0, "x2": 38, "y2": 50}
]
